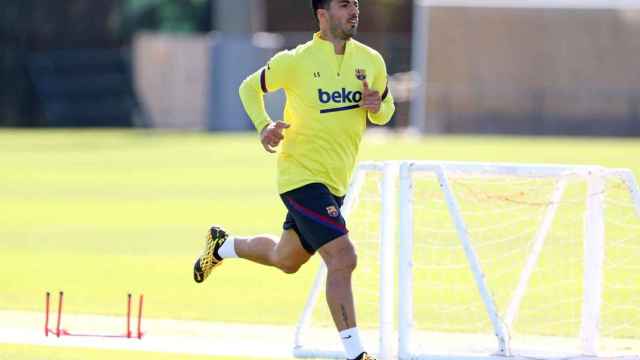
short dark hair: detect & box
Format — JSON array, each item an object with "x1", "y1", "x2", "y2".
[{"x1": 311, "y1": 0, "x2": 332, "y2": 22}]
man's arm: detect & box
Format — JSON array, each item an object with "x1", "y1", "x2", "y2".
[
  {"x1": 361, "y1": 53, "x2": 395, "y2": 125},
  {"x1": 239, "y1": 70, "x2": 272, "y2": 134},
  {"x1": 238, "y1": 50, "x2": 293, "y2": 152}
]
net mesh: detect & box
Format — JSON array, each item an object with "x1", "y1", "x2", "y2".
[
  {"x1": 409, "y1": 170, "x2": 639, "y2": 357},
  {"x1": 600, "y1": 176, "x2": 640, "y2": 351}
]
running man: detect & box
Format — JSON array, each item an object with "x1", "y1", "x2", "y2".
[{"x1": 193, "y1": 1, "x2": 394, "y2": 359}]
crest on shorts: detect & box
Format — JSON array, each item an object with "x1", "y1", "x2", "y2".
[
  {"x1": 355, "y1": 68, "x2": 367, "y2": 81},
  {"x1": 326, "y1": 206, "x2": 339, "y2": 218}
]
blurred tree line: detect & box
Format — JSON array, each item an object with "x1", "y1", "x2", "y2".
[
  {"x1": 0, "y1": 0, "x2": 410, "y2": 126},
  {"x1": 0, "y1": 0, "x2": 213, "y2": 126},
  {"x1": 121, "y1": 0, "x2": 212, "y2": 35}
]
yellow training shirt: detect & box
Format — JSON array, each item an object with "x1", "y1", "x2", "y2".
[{"x1": 239, "y1": 32, "x2": 395, "y2": 196}]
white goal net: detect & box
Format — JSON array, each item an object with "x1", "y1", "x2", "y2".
[{"x1": 294, "y1": 161, "x2": 640, "y2": 360}]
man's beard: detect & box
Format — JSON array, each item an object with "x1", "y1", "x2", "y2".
[{"x1": 330, "y1": 19, "x2": 357, "y2": 40}]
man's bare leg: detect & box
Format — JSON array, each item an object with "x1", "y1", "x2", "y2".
[
  {"x1": 318, "y1": 234, "x2": 357, "y2": 329},
  {"x1": 233, "y1": 229, "x2": 311, "y2": 274},
  {"x1": 318, "y1": 235, "x2": 365, "y2": 359}
]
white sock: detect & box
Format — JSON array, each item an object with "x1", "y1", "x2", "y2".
[
  {"x1": 339, "y1": 327, "x2": 364, "y2": 360},
  {"x1": 217, "y1": 236, "x2": 238, "y2": 259}
]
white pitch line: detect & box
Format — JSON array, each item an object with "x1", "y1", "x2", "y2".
[{"x1": 0, "y1": 310, "x2": 297, "y2": 358}]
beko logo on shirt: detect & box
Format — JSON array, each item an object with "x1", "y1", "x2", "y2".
[{"x1": 318, "y1": 88, "x2": 362, "y2": 104}]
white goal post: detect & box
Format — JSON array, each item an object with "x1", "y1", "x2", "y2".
[{"x1": 293, "y1": 161, "x2": 640, "y2": 360}]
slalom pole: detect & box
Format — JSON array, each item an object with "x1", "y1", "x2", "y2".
[
  {"x1": 45, "y1": 292, "x2": 50, "y2": 336},
  {"x1": 137, "y1": 294, "x2": 144, "y2": 339},
  {"x1": 126, "y1": 293, "x2": 132, "y2": 338},
  {"x1": 56, "y1": 291, "x2": 63, "y2": 337}
]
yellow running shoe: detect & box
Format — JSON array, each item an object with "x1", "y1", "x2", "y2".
[
  {"x1": 352, "y1": 352, "x2": 376, "y2": 360},
  {"x1": 193, "y1": 226, "x2": 228, "y2": 283}
]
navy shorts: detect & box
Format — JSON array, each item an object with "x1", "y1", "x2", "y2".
[{"x1": 280, "y1": 183, "x2": 348, "y2": 254}]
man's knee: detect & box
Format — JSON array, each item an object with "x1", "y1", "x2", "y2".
[
  {"x1": 277, "y1": 259, "x2": 303, "y2": 274},
  {"x1": 271, "y1": 230, "x2": 310, "y2": 274},
  {"x1": 333, "y1": 250, "x2": 357, "y2": 274},
  {"x1": 322, "y1": 236, "x2": 357, "y2": 273}
]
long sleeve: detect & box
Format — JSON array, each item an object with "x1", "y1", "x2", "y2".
[
  {"x1": 367, "y1": 52, "x2": 395, "y2": 125},
  {"x1": 239, "y1": 50, "x2": 294, "y2": 133},
  {"x1": 239, "y1": 70, "x2": 271, "y2": 134},
  {"x1": 368, "y1": 87, "x2": 395, "y2": 125}
]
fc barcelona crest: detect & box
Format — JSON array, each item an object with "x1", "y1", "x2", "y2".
[
  {"x1": 326, "y1": 206, "x2": 339, "y2": 218},
  {"x1": 355, "y1": 68, "x2": 367, "y2": 81}
]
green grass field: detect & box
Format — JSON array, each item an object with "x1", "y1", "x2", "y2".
[{"x1": 1, "y1": 129, "x2": 638, "y2": 359}]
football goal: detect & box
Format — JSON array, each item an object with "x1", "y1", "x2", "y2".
[{"x1": 293, "y1": 161, "x2": 640, "y2": 360}]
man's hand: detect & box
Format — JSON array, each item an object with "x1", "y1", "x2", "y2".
[
  {"x1": 260, "y1": 121, "x2": 290, "y2": 153},
  {"x1": 360, "y1": 80, "x2": 381, "y2": 114}
]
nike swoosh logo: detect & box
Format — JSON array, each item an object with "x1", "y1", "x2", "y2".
[{"x1": 342, "y1": 335, "x2": 352, "y2": 339}]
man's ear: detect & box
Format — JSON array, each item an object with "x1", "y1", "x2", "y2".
[{"x1": 317, "y1": 8, "x2": 328, "y2": 23}]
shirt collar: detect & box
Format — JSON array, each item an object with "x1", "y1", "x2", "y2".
[{"x1": 312, "y1": 32, "x2": 351, "y2": 55}]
